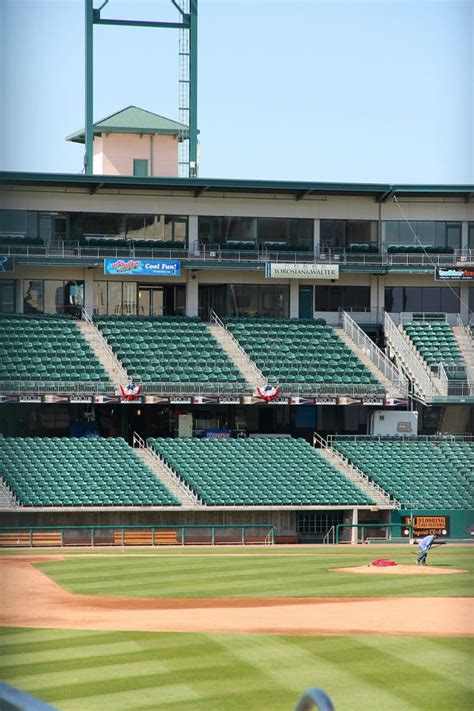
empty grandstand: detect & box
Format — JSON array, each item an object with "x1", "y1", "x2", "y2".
[
  {"x1": 331, "y1": 437, "x2": 473, "y2": 510},
  {"x1": 0, "y1": 437, "x2": 179, "y2": 507},
  {"x1": 225, "y1": 317, "x2": 381, "y2": 394},
  {"x1": 0, "y1": 314, "x2": 112, "y2": 392},
  {"x1": 149, "y1": 436, "x2": 375, "y2": 506}
]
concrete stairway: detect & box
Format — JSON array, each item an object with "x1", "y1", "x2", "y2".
[
  {"x1": 335, "y1": 327, "x2": 405, "y2": 398},
  {"x1": 207, "y1": 323, "x2": 266, "y2": 392},
  {"x1": 318, "y1": 446, "x2": 397, "y2": 509},
  {"x1": 76, "y1": 320, "x2": 128, "y2": 391},
  {"x1": 452, "y1": 326, "x2": 474, "y2": 372},
  {"x1": 0, "y1": 478, "x2": 18, "y2": 509},
  {"x1": 134, "y1": 446, "x2": 202, "y2": 508}
]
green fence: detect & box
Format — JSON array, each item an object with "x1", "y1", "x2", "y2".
[{"x1": 0, "y1": 524, "x2": 275, "y2": 548}]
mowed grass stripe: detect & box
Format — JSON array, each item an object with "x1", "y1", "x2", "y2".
[
  {"x1": 360, "y1": 636, "x2": 474, "y2": 690},
  {"x1": 212, "y1": 634, "x2": 420, "y2": 711},
  {"x1": 1, "y1": 629, "x2": 472, "y2": 711},
  {"x1": 34, "y1": 547, "x2": 474, "y2": 598},
  {"x1": 1, "y1": 640, "x2": 141, "y2": 665}
]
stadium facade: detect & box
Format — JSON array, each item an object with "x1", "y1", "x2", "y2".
[{"x1": 0, "y1": 172, "x2": 472, "y2": 543}]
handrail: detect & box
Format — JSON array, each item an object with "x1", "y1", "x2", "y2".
[
  {"x1": 81, "y1": 307, "x2": 128, "y2": 384},
  {"x1": 209, "y1": 309, "x2": 266, "y2": 386},
  {"x1": 437, "y1": 363, "x2": 449, "y2": 397},
  {"x1": 384, "y1": 312, "x2": 437, "y2": 400},
  {"x1": 0, "y1": 380, "x2": 114, "y2": 394},
  {"x1": 341, "y1": 310, "x2": 408, "y2": 395},
  {"x1": 138, "y1": 435, "x2": 202, "y2": 505},
  {"x1": 313, "y1": 432, "x2": 398, "y2": 507},
  {"x1": 294, "y1": 688, "x2": 335, "y2": 711},
  {"x1": 323, "y1": 526, "x2": 335, "y2": 545}
]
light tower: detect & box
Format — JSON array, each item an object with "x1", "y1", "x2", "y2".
[{"x1": 84, "y1": 0, "x2": 198, "y2": 177}]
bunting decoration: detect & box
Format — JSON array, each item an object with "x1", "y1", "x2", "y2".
[
  {"x1": 119, "y1": 383, "x2": 142, "y2": 401},
  {"x1": 256, "y1": 384, "x2": 281, "y2": 402}
]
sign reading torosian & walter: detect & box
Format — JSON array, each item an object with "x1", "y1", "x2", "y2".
[{"x1": 265, "y1": 263, "x2": 339, "y2": 279}]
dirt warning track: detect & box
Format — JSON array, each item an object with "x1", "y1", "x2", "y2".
[{"x1": 0, "y1": 556, "x2": 472, "y2": 637}]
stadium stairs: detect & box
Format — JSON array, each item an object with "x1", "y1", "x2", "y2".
[
  {"x1": 76, "y1": 312, "x2": 128, "y2": 392},
  {"x1": 207, "y1": 313, "x2": 266, "y2": 391},
  {"x1": 0, "y1": 478, "x2": 17, "y2": 510},
  {"x1": 132, "y1": 434, "x2": 201, "y2": 508},
  {"x1": 314, "y1": 435, "x2": 397, "y2": 509},
  {"x1": 334, "y1": 313, "x2": 407, "y2": 399},
  {"x1": 452, "y1": 324, "x2": 474, "y2": 384},
  {"x1": 384, "y1": 313, "x2": 443, "y2": 401}
]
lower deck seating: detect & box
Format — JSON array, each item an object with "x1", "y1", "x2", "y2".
[
  {"x1": 149, "y1": 436, "x2": 374, "y2": 506},
  {"x1": 0, "y1": 437, "x2": 180, "y2": 507},
  {"x1": 332, "y1": 438, "x2": 473, "y2": 509}
]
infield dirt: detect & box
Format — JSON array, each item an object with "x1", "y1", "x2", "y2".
[{"x1": 0, "y1": 555, "x2": 472, "y2": 637}]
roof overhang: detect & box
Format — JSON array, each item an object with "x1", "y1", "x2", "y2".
[{"x1": 0, "y1": 172, "x2": 473, "y2": 201}]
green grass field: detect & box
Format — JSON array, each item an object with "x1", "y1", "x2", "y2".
[
  {"x1": 0, "y1": 628, "x2": 472, "y2": 710},
  {"x1": 33, "y1": 545, "x2": 473, "y2": 598},
  {"x1": 1, "y1": 546, "x2": 473, "y2": 710}
]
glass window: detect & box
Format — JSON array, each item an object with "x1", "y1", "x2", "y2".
[
  {"x1": 44, "y1": 280, "x2": 64, "y2": 314},
  {"x1": 82, "y1": 213, "x2": 125, "y2": 238},
  {"x1": 314, "y1": 286, "x2": 370, "y2": 311},
  {"x1": 469, "y1": 224, "x2": 474, "y2": 250},
  {"x1": 469, "y1": 287, "x2": 474, "y2": 315},
  {"x1": 383, "y1": 221, "x2": 461, "y2": 250},
  {"x1": 0, "y1": 280, "x2": 15, "y2": 313},
  {"x1": 64, "y1": 281, "x2": 84, "y2": 316},
  {"x1": 321, "y1": 220, "x2": 376, "y2": 251},
  {"x1": 108, "y1": 282, "x2": 122, "y2": 316},
  {"x1": 227, "y1": 285, "x2": 289, "y2": 318},
  {"x1": 24, "y1": 280, "x2": 44, "y2": 313},
  {"x1": 122, "y1": 282, "x2": 137, "y2": 315},
  {"x1": 416, "y1": 222, "x2": 435, "y2": 246},
  {"x1": 384, "y1": 286, "x2": 460, "y2": 313},
  {"x1": 94, "y1": 282, "x2": 108, "y2": 316},
  {"x1": 133, "y1": 159, "x2": 149, "y2": 177},
  {"x1": 0, "y1": 210, "x2": 27, "y2": 236}
]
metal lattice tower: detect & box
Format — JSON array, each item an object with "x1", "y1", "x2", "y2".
[
  {"x1": 84, "y1": 0, "x2": 198, "y2": 178},
  {"x1": 178, "y1": 0, "x2": 191, "y2": 177}
]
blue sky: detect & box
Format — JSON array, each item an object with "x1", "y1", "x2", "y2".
[{"x1": 0, "y1": 0, "x2": 472, "y2": 183}]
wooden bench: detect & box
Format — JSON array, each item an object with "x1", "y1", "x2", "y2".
[
  {"x1": 0, "y1": 532, "x2": 31, "y2": 547},
  {"x1": 32, "y1": 531, "x2": 62, "y2": 547},
  {"x1": 112, "y1": 529, "x2": 178, "y2": 546}
]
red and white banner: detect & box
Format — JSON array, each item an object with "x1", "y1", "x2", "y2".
[
  {"x1": 256, "y1": 384, "x2": 281, "y2": 402},
  {"x1": 119, "y1": 383, "x2": 142, "y2": 401}
]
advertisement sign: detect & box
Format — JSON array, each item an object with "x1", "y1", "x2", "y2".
[
  {"x1": 435, "y1": 267, "x2": 474, "y2": 281},
  {"x1": 203, "y1": 429, "x2": 232, "y2": 438},
  {"x1": 0, "y1": 256, "x2": 14, "y2": 272},
  {"x1": 404, "y1": 515, "x2": 450, "y2": 537},
  {"x1": 104, "y1": 258, "x2": 181, "y2": 276},
  {"x1": 265, "y1": 263, "x2": 339, "y2": 280},
  {"x1": 18, "y1": 395, "x2": 42, "y2": 403}
]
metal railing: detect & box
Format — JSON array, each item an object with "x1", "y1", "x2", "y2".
[
  {"x1": 81, "y1": 307, "x2": 127, "y2": 384},
  {"x1": 384, "y1": 312, "x2": 437, "y2": 400},
  {"x1": 322, "y1": 526, "x2": 335, "y2": 545},
  {"x1": 132, "y1": 432, "x2": 201, "y2": 506},
  {"x1": 140, "y1": 381, "x2": 250, "y2": 395},
  {"x1": 2, "y1": 238, "x2": 472, "y2": 266},
  {"x1": 0, "y1": 380, "x2": 114, "y2": 394},
  {"x1": 209, "y1": 310, "x2": 266, "y2": 386},
  {"x1": 313, "y1": 432, "x2": 398, "y2": 507},
  {"x1": 341, "y1": 311, "x2": 408, "y2": 395},
  {"x1": 294, "y1": 688, "x2": 335, "y2": 711},
  {"x1": 328, "y1": 433, "x2": 474, "y2": 442}
]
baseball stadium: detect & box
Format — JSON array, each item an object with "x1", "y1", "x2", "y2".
[{"x1": 0, "y1": 1, "x2": 473, "y2": 709}]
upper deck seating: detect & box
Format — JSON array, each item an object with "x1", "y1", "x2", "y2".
[
  {"x1": 332, "y1": 438, "x2": 473, "y2": 509},
  {"x1": 149, "y1": 436, "x2": 374, "y2": 506},
  {"x1": 0, "y1": 437, "x2": 179, "y2": 507},
  {"x1": 403, "y1": 321, "x2": 466, "y2": 378},
  {"x1": 225, "y1": 318, "x2": 381, "y2": 391},
  {"x1": 0, "y1": 314, "x2": 111, "y2": 386},
  {"x1": 96, "y1": 316, "x2": 247, "y2": 387}
]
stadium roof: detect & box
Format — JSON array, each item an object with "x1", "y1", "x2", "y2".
[
  {"x1": 0, "y1": 172, "x2": 473, "y2": 202},
  {"x1": 66, "y1": 105, "x2": 189, "y2": 144}
]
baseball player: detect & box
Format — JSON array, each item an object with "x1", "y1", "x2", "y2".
[{"x1": 416, "y1": 533, "x2": 436, "y2": 565}]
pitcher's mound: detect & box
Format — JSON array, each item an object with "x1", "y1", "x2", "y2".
[{"x1": 331, "y1": 564, "x2": 468, "y2": 575}]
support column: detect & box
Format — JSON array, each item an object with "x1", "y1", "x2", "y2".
[
  {"x1": 460, "y1": 283, "x2": 469, "y2": 322},
  {"x1": 186, "y1": 270, "x2": 199, "y2": 317},
  {"x1": 16, "y1": 279, "x2": 23, "y2": 313},
  {"x1": 461, "y1": 221, "x2": 468, "y2": 251},
  {"x1": 84, "y1": 268, "x2": 94, "y2": 315},
  {"x1": 289, "y1": 280, "x2": 299, "y2": 318},
  {"x1": 313, "y1": 219, "x2": 320, "y2": 257},
  {"x1": 351, "y1": 508, "x2": 359, "y2": 545},
  {"x1": 188, "y1": 215, "x2": 198, "y2": 253}
]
